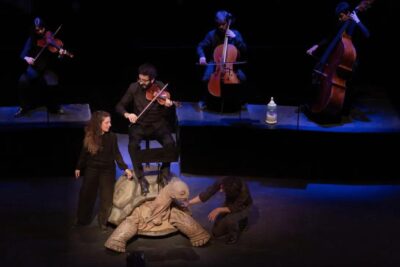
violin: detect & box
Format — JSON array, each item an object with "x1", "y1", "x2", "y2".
[
  {"x1": 129, "y1": 83, "x2": 180, "y2": 127},
  {"x1": 36, "y1": 31, "x2": 74, "y2": 58},
  {"x1": 145, "y1": 83, "x2": 181, "y2": 107},
  {"x1": 34, "y1": 25, "x2": 74, "y2": 62}
]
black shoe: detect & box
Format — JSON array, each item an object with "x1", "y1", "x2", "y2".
[
  {"x1": 14, "y1": 107, "x2": 29, "y2": 118},
  {"x1": 57, "y1": 107, "x2": 65, "y2": 114},
  {"x1": 157, "y1": 176, "x2": 168, "y2": 188},
  {"x1": 198, "y1": 101, "x2": 207, "y2": 110},
  {"x1": 157, "y1": 170, "x2": 170, "y2": 187},
  {"x1": 139, "y1": 177, "x2": 150, "y2": 195},
  {"x1": 226, "y1": 232, "x2": 239, "y2": 245},
  {"x1": 238, "y1": 217, "x2": 249, "y2": 232},
  {"x1": 71, "y1": 220, "x2": 88, "y2": 230},
  {"x1": 99, "y1": 224, "x2": 112, "y2": 233},
  {"x1": 49, "y1": 106, "x2": 65, "y2": 114}
]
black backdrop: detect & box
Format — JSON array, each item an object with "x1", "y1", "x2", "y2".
[{"x1": 0, "y1": 0, "x2": 398, "y2": 131}]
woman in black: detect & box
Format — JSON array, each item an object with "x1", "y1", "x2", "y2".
[
  {"x1": 188, "y1": 176, "x2": 253, "y2": 244},
  {"x1": 75, "y1": 111, "x2": 132, "y2": 230}
]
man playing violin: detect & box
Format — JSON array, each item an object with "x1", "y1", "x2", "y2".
[
  {"x1": 15, "y1": 17, "x2": 68, "y2": 117},
  {"x1": 116, "y1": 63, "x2": 175, "y2": 195}
]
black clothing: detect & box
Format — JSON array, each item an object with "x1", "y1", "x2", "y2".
[
  {"x1": 196, "y1": 28, "x2": 248, "y2": 112},
  {"x1": 317, "y1": 20, "x2": 370, "y2": 50},
  {"x1": 76, "y1": 132, "x2": 128, "y2": 171},
  {"x1": 199, "y1": 178, "x2": 253, "y2": 239},
  {"x1": 116, "y1": 81, "x2": 170, "y2": 128},
  {"x1": 116, "y1": 81, "x2": 175, "y2": 180},
  {"x1": 17, "y1": 32, "x2": 62, "y2": 113},
  {"x1": 77, "y1": 167, "x2": 115, "y2": 227},
  {"x1": 197, "y1": 29, "x2": 247, "y2": 82},
  {"x1": 76, "y1": 132, "x2": 128, "y2": 227},
  {"x1": 309, "y1": 19, "x2": 370, "y2": 120},
  {"x1": 199, "y1": 178, "x2": 253, "y2": 213}
]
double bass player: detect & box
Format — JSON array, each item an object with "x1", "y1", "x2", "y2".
[{"x1": 306, "y1": 1, "x2": 371, "y2": 121}]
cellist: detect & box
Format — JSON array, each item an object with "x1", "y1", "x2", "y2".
[
  {"x1": 306, "y1": 1, "x2": 370, "y2": 118},
  {"x1": 196, "y1": 10, "x2": 247, "y2": 110}
]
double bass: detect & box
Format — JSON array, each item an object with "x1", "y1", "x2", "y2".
[
  {"x1": 310, "y1": 0, "x2": 374, "y2": 116},
  {"x1": 207, "y1": 17, "x2": 240, "y2": 97}
]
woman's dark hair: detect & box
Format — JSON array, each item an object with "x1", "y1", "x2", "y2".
[{"x1": 138, "y1": 63, "x2": 158, "y2": 80}]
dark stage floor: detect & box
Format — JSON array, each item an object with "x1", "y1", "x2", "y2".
[
  {"x1": 1, "y1": 133, "x2": 400, "y2": 267},
  {"x1": 1, "y1": 165, "x2": 400, "y2": 267},
  {"x1": 1, "y1": 98, "x2": 400, "y2": 267}
]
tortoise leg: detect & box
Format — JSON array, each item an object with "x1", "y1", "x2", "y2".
[
  {"x1": 170, "y1": 208, "x2": 210, "y2": 247},
  {"x1": 104, "y1": 210, "x2": 139, "y2": 252}
]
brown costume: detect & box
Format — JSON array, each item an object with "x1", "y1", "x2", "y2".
[{"x1": 105, "y1": 178, "x2": 210, "y2": 252}]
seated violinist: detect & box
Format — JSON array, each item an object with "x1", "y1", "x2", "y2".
[
  {"x1": 15, "y1": 17, "x2": 71, "y2": 117},
  {"x1": 116, "y1": 63, "x2": 176, "y2": 195}
]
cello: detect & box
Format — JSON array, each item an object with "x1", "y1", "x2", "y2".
[
  {"x1": 310, "y1": 0, "x2": 374, "y2": 116},
  {"x1": 207, "y1": 17, "x2": 240, "y2": 97}
]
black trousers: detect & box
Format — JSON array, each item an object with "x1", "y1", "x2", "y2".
[
  {"x1": 212, "y1": 206, "x2": 251, "y2": 238},
  {"x1": 17, "y1": 66, "x2": 60, "y2": 110},
  {"x1": 128, "y1": 123, "x2": 175, "y2": 179},
  {"x1": 77, "y1": 166, "x2": 115, "y2": 226}
]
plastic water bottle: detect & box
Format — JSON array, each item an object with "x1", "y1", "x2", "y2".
[{"x1": 265, "y1": 97, "x2": 277, "y2": 124}]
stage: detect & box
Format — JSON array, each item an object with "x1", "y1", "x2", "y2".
[
  {"x1": 176, "y1": 99, "x2": 400, "y2": 178},
  {"x1": 0, "y1": 104, "x2": 90, "y2": 176},
  {"x1": 1, "y1": 101, "x2": 400, "y2": 267}
]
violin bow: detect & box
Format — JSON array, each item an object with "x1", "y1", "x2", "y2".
[
  {"x1": 196, "y1": 61, "x2": 247, "y2": 66},
  {"x1": 129, "y1": 83, "x2": 169, "y2": 127},
  {"x1": 34, "y1": 24, "x2": 63, "y2": 61}
]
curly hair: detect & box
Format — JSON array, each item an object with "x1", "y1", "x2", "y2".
[{"x1": 83, "y1": 111, "x2": 110, "y2": 155}]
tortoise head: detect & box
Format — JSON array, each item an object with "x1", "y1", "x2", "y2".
[{"x1": 168, "y1": 177, "x2": 189, "y2": 207}]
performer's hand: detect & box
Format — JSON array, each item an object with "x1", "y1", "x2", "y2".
[
  {"x1": 59, "y1": 48, "x2": 67, "y2": 55},
  {"x1": 165, "y1": 99, "x2": 173, "y2": 107},
  {"x1": 125, "y1": 113, "x2": 138, "y2": 124},
  {"x1": 75, "y1": 170, "x2": 80, "y2": 179},
  {"x1": 226, "y1": 29, "x2": 236, "y2": 38},
  {"x1": 24, "y1": 56, "x2": 35, "y2": 65},
  {"x1": 306, "y1": 44, "x2": 319, "y2": 56},
  {"x1": 181, "y1": 200, "x2": 190, "y2": 208},
  {"x1": 350, "y1": 11, "x2": 360, "y2": 24},
  {"x1": 208, "y1": 208, "x2": 221, "y2": 222},
  {"x1": 199, "y1": 57, "x2": 207, "y2": 65},
  {"x1": 125, "y1": 169, "x2": 133, "y2": 179}
]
